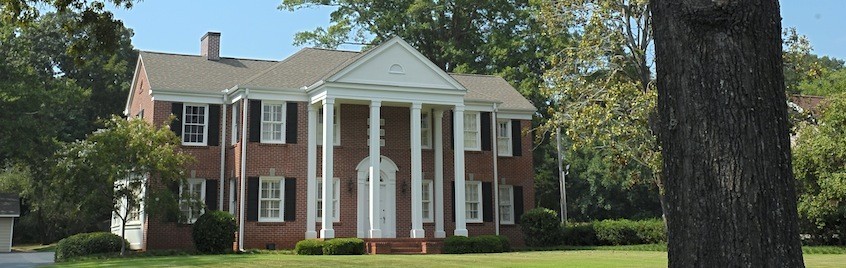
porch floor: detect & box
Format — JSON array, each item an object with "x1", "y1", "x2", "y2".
[{"x1": 363, "y1": 238, "x2": 444, "y2": 254}]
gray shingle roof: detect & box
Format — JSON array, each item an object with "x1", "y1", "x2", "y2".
[
  {"x1": 0, "y1": 193, "x2": 20, "y2": 217},
  {"x1": 139, "y1": 47, "x2": 535, "y2": 113}
]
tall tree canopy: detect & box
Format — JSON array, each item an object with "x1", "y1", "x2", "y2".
[{"x1": 651, "y1": 0, "x2": 804, "y2": 266}]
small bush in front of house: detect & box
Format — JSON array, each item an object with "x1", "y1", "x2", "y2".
[
  {"x1": 560, "y1": 222, "x2": 599, "y2": 246},
  {"x1": 444, "y1": 235, "x2": 510, "y2": 254},
  {"x1": 55, "y1": 232, "x2": 129, "y2": 262},
  {"x1": 520, "y1": 208, "x2": 561, "y2": 247},
  {"x1": 560, "y1": 218, "x2": 666, "y2": 246},
  {"x1": 192, "y1": 210, "x2": 238, "y2": 254},
  {"x1": 322, "y1": 238, "x2": 366, "y2": 255},
  {"x1": 294, "y1": 239, "x2": 325, "y2": 255}
]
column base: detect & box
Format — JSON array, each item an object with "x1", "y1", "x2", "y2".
[
  {"x1": 454, "y1": 229, "x2": 468, "y2": 237},
  {"x1": 305, "y1": 230, "x2": 317, "y2": 239},
  {"x1": 369, "y1": 229, "x2": 382, "y2": 238},
  {"x1": 320, "y1": 229, "x2": 335, "y2": 239},
  {"x1": 410, "y1": 229, "x2": 426, "y2": 238},
  {"x1": 434, "y1": 230, "x2": 446, "y2": 238}
]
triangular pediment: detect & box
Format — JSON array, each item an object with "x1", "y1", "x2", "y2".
[{"x1": 326, "y1": 37, "x2": 466, "y2": 91}]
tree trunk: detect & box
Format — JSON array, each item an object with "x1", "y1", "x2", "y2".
[
  {"x1": 650, "y1": 0, "x2": 804, "y2": 267},
  {"x1": 120, "y1": 216, "x2": 127, "y2": 256}
]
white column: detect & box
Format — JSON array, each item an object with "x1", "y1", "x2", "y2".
[
  {"x1": 433, "y1": 109, "x2": 446, "y2": 238},
  {"x1": 410, "y1": 102, "x2": 425, "y2": 238},
  {"x1": 305, "y1": 104, "x2": 318, "y2": 239},
  {"x1": 320, "y1": 98, "x2": 335, "y2": 239},
  {"x1": 453, "y1": 105, "x2": 468, "y2": 236},
  {"x1": 368, "y1": 100, "x2": 382, "y2": 238}
]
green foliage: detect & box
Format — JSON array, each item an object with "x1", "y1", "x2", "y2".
[
  {"x1": 560, "y1": 219, "x2": 666, "y2": 246},
  {"x1": 55, "y1": 232, "x2": 128, "y2": 262},
  {"x1": 443, "y1": 235, "x2": 510, "y2": 254},
  {"x1": 322, "y1": 238, "x2": 365, "y2": 255},
  {"x1": 783, "y1": 27, "x2": 845, "y2": 94},
  {"x1": 520, "y1": 208, "x2": 561, "y2": 247},
  {"x1": 294, "y1": 239, "x2": 325, "y2": 255},
  {"x1": 797, "y1": 69, "x2": 846, "y2": 96},
  {"x1": 192, "y1": 211, "x2": 237, "y2": 254},
  {"x1": 793, "y1": 93, "x2": 846, "y2": 245}
]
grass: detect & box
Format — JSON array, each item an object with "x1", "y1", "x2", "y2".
[{"x1": 51, "y1": 249, "x2": 846, "y2": 268}]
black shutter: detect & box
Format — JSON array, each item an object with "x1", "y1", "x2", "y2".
[
  {"x1": 171, "y1": 102, "x2": 183, "y2": 138},
  {"x1": 482, "y1": 182, "x2": 493, "y2": 222},
  {"x1": 284, "y1": 178, "x2": 297, "y2": 221},
  {"x1": 166, "y1": 180, "x2": 180, "y2": 222},
  {"x1": 450, "y1": 111, "x2": 455, "y2": 149},
  {"x1": 481, "y1": 112, "x2": 492, "y2": 151},
  {"x1": 249, "y1": 100, "x2": 262, "y2": 142},
  {"x1": 511, "y1": 120, "x2": 522, "y2": 156},
  {"x1": 208, "y1": 105, "x2": 221, "y2": 146},
  {"x1": 514, "y1": 186, "x2": 524, "y2": 224},
  {"x1": 451, "y1": 181, "x2": 456, "y2": 222},
  {"x1": 247, "y1": 177, "x2": 259, "y2": 221},
  {"x1": 286, "y1": 102, "x2": 298, "y2": 144},
  {"x1": 205, "y1": 179, "x2": 218, "y2": 211}
]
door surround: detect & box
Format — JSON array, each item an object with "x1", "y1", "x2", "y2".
[{"x1": 356, "y1": 156, "x2": 398, "y2": 238}]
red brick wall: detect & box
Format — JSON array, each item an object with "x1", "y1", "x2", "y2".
[{"x1": 139, "y1": 97, "x2": 535, "y2": 250}]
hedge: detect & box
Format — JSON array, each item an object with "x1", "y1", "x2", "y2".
[
  {"x1": 560, "y1": 218, "x2": 666, "y2": 246},
  {"x1": 192, "y1": 211, "x2": 238, "y2": 254},
  {"x1": 322, "y1": 238, "x2": 366, "y2": 255},
  {"x1": 55, "y1": 232, "x2": 129, "y2": 262},
  {"x1": 444, "y1": 235, "x2": 510, "y2": 254},
  {"x1": 519, "y1": 208, "x2": 560, "y2": 247},
  {"x1": 294, "y1": 239, "x2": 325, "y2": 255}
]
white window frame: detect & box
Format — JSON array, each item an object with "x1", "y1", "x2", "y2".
[
  {"x1": 316, "y1": 177, "x2": 340, "y2": 222},
  {"x1": 463, "y1": 112, "x2": 481, "y2": 151},
  {"x1": 179, "y1": 178, "x2": 206, "y2": 224},
  {"x1": 499, "y1": 185, "x2": 515, "y2": 224},
  {"x1": 182, "y1": 103, "x2": 209, "y2": 146},
  {"x1": 258, "y1": 177, "x2": 285, "y2": 222},
  {"x1": 421, "y1": 110, "x2": 432, "y2": 149},
  {"x1": 422, "y1": 179, "x2": 433, "y2": 222},
  {"x1": 231, "y1": 101, "x2": 241, "y2": 144},
  {"x1": 465, "y1": 181, "x2": 483, "y2": 223},
  {"x1": 497, "y1": 119, "x2": 512, "y2": 157},
  {"x1": 317, "y1": 104, "x2": 341, "y2": 146},
  {"x1": 260, "y1": 101, "x2": 286, "y2": 144}
]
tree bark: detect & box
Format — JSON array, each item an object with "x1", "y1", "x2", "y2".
[{"x1": 650, "y1": 0, "x2": 804, "y2": 267}]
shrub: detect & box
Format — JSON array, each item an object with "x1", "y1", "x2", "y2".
[
  {"x1": 444, "y1": 235, "x2": 510, "y2": 254},
  {"x1": 192, "y1": 211, "x2": 238, "y2": 254},
  {"x1": 322, "y1": 238, "x2": 365, "y2": 255},
  {"x1": 560, "y1": 218, "x2": 666, "y2": 246},
  {"x1": 520, "y1": 208, "x2": 560, "y2": 246},
  {"x1": 294, "y1": 239, "x2": 325, "y2": 255},
  {"x1": 55, "y1": 232, "x2": 129, "y2": 262}
]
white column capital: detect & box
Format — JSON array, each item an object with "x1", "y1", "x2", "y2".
[
  {"x1": 454, "y1": 105, "x2": 465, "y2": 112},
  {"x1": 308, "y1": 104, "x2": 317, "y2": 112},
  {"x1": 370, "y1": 100, "x2": 382, "y2": 107},
  {"x1": 324, "y1": 97, "x2": 335, "y2": 105},
  {"x1": 411, "y1": 102, "x2": 423, "y2": 109},
  {"x1": 434, "y1": 109, "x2": 445, "y2": 118}
]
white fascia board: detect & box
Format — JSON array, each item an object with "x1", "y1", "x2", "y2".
[
  {"x1": 123, "y1": 57, "x2": 146, "y2": 115},
  {"x1": 497, "y1": 111, "x2": 533, "y2": 120},
  {"x1": 150, "y1": 88, "x2": 225, "y2": 104},
  {"x1": 226, "y1": 87, "x2": 309, "y2": 103},
  {"x1": 338, "y1": 78, "x2": 459, "y2": 90},
  {"x1": 0, "y1": 214, "x2": 20, "y2": 218},
  {"x1": 464, "y1": 101, "x2": 496, "y2": 112},
  {"x1": 314, "y1": 83, "x2": 464, "y2": 107},
  {"x1": 326, "y1": 81, "x2": 465, "y2": 97}
]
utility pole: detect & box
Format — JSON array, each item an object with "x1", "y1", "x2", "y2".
[{"x1": 556, "y1": 127, "x2": 568, "y2": 223}]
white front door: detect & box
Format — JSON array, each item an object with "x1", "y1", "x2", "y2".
[{"x1": 361, "y1": 179, "x2": 396, "y2": 238}]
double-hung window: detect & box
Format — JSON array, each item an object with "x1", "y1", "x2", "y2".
[
  {"x1": 261, "y1": 101, "x2": 286, "y2": 143},
  {"x1": 499, "y1": 185, "x2": 515, "y2": 224},
  {"x1": 421, "y1": 111, "x2": 432, "y2": 149},
  {"x1": 316, "y1": 178, "x2": 340, "y2": 222},
  {"x1": 231, "y1": 101, "x2": 241, "y2": 144},
  {"x1": 463, "y1": 112, "x2": 481, "y2": 151},
  {"x1": 422, "y1": 180, "x2": 433, "y2": 222},
  {"x1": 317, "y1": 105, "x2": 340, "y2": 146},
  {"x1": 465, "y1": 181, "x2": 483, "y2": 222},
  {"x1": 182, "y1": 104, "x2": 208, "y2": 146},
  {"x1": 179, "y1": 178, "x2": 205, "y2": 224},
  {"x1": 259, "y1": 177, "x2": 285, "y2": 222},
  {"x1": 497, "y1": 120, "x2": 512, "y2": 156}
]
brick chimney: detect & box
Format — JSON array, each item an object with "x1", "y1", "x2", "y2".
[{"x1": 200, "y1": 32, "x2": 220, "y2": 61}]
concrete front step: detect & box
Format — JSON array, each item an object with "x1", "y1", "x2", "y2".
[{"x1": 363, "y1": 238, "x2": 444, "y2": 254}]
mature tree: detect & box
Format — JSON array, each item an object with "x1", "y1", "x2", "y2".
[
  {"x1": 537, "y1": 0, "x2": 665, "y2": 220},
  {"x1": 53, "y1": 116, "x2": 193, "y2": 255},
  {"x1": 793, "y1": 94, "x2": 846, "y2": 245},
  {"x1": 797, "y1": 69, "x2": 846, "y2": 97},
  {"x1": 783, "y1": 27, "x2": 845, "y2": 95},
  {"x1": 651, "y1": 0, "x2": 804, "y2": 266}
]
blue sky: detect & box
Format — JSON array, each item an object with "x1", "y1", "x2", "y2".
[{"x1": 110, "y1": 0, "x2": 846, "y2": 61}]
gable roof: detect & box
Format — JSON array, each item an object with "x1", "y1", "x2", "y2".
[
  {"x1": 135, "y1": 38, "x2": 535, "y2": 113},
  {"x1": 0, "y1": 193, "x2": 20, "y2": 217}
]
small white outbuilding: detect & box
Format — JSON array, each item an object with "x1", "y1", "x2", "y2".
[{"x1": 0, "y1": 193, "x2": 21, "y2": 253}]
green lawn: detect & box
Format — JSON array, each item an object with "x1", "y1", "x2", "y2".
[{"x1": 52, "y1": 250, "x2": 846, "y2": 268}]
